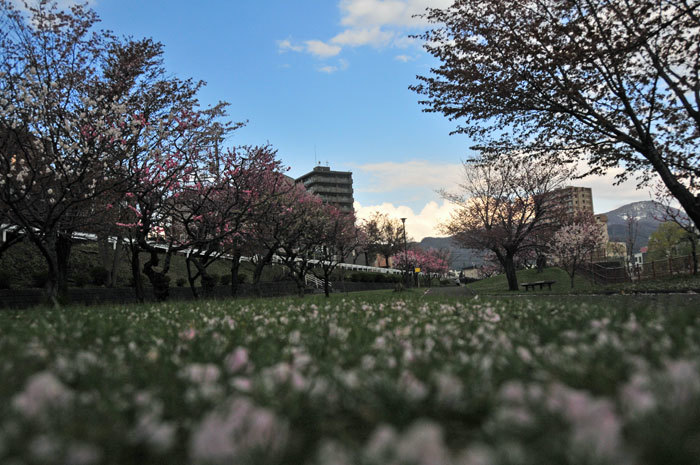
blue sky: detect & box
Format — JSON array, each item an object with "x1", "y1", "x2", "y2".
[{"x1": 63, "y1": 1, "x2": 653, "y2": 238}]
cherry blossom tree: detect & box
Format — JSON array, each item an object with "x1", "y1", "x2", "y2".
[
  {"x1": 361, "y1": 212, "x2": 408, "y2": 268},
  {"x1": 549, "y1": 215, "x2": 606, "y2": 288},
  {"x1": 414, "y1": 0, "x2": 700, "y2": 231},
  {"x1": 311, "y1": 208, "x2": 360, "y2": 297},
  {"x1": 394, "y1": 248, "x2": 449, "y2": 287},
  {"x1": 177, "y1": 145, "x2": 289, "y2": 299},
  {"x1": 97, "y1": 29, "x2": 242, "y2": 301},
  {"x1": 441, "y1": 155, "x2": 570, "y2": 290},
  {"x1": 0, "y1": 1, "x2": 132, "y2": 304},
  {"x1": 273, "y1": 190, "x2": 328, "y2": 297}
]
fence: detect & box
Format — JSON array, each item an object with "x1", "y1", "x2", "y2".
[
  {"x1": 0, "y1": 280, "x2": 399, "y2": 310},
  {"x1": 580, "y1": 254, "x2": 696, "y2": 286}
]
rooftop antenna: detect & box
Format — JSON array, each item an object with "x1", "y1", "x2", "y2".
[{"x1": 314, "y1": 145, "x2": 318, "y2": 166}]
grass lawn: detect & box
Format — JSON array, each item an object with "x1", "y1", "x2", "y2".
[
  {"x1": 464, "y1": 267, "x2": 700, "y2": 294},
  {"x1": 465, "y1": 267, "x2": 595, "y2": 294},
  {"x1": 1, "y1": 292, "x2": 699, "y2": 464}
]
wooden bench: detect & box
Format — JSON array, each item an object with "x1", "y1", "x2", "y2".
[{"x1": 521, "y1": 280, "x2": 556, "y2": 291}]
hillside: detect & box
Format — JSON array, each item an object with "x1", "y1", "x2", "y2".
[
  {"x1": 601, "y1": 200, "x2": 686, "y2": 251},
  {"x1": 418, "y1": 200, "x2": 691, "y2": 266}
]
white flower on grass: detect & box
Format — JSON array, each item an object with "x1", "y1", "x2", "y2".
[
  {"x1": 364, "y1": 424, "x2": 398, "y2": 463},
  {"x1": 181, "y1": 364, "x2": 223, "y2": 402},
  {"x1": 620, "y1": 373, "x2": 656, "y2": 416},
  {"x1": 225, "y1": 347, "x2": 249, "y2": 374},
  {"x1": 129, "y1": 410, "x2": 176, "y2": 454},
  {"x1": 548, "y1": 383, "x2": 626, "y2": 463},
  {"x1": 395, "y1": 421, "x2": 451, "y2": 465},
  {"x1": 28, "y1": 434, "x2": 60, "y2": 462},
  {"x1": 398, "y1": 371, "x2": 428, "y2": 402},
  {"x1": 12, "y1": 371, "x2": 73, "y2": 420},
  {"x1": 313, "y1": 439, "x2": 354, "y2": 465},
  {"x1": 434, "y1": 372, "x2": 464, "y2": 407},
  {"x1": 364, "y1": 421, "x2": 452, "y2": 465},
  {"x1": 455, "y1": 444, "x2": 496, "y2": 465},
  {"x1": 189, "y1": 397, "x2": 288, "y2": 464},
  {"x1": 182, "y1": 363, "x2": 221, "y2": 384}
]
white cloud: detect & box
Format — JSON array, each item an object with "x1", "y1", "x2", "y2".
[
  {"x1": 576, "y1": 166, "x2": 654, "y2": 213},
  {"x1": 331, "y1": 26, "x2": 395, "y2": 47},
  {"x1": 317, "y1": 59, "x2": 349, "y2": 74},
  {"x1": 277, "y1": 39, "x2": 304, "y2": 53},
  {"x1": 277, "y1": 39, "x2": 341, "y2": 59},
  {"x1": 277, "y1": 0, "x2": 451, "y2": 66},
  {"x1": 338, "y1": 0, "x2": 451, "y2": 28},
  {"x1": 318, "y1": 65, "x2": 339, "y2": 74},
  {"x1": 354, "y1": 200, "x2": 457, "y2": 241},
  {"x1": 394, "y1": 54, "x2": 414, "y2": 62},
  {"x1": 304, "y1": 40, "x2": 342, "y2": 58},
  {"x1": 355, "y1": 160, "x2": 463, "y2": 193}
]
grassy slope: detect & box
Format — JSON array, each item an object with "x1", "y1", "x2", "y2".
[
  {"x1": 465, "y1": 266, "x2": 700, "y2": 294},
  {"x1": 466, "y1": 267, "x2": 595, "y2": 293},
  {"x1": 0, "y1": 241, "x2": 286, "y2": 289}
]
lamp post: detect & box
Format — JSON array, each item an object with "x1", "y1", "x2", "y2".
[{"x1": 400, "y1": 217, "x2": 408, "y2": 288}]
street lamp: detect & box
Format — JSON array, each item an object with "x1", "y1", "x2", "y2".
[{"x1": 400, "y1": 217, "x2": 408, "y2": 288}]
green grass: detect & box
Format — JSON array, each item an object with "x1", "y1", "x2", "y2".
[
  {"x1": 465, "y1": 266, "x2": 700, "y2": 294},
  {"x1": 465, "y1": 267, "x2": 595, "y2": 293},
  {"x1": 1, "y1": 293, "x2": 699, "y2": 464}
]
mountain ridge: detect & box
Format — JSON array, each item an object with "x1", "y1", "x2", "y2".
[{"x1": 416, "y1": 200, "x2": 685, "y2": 267}]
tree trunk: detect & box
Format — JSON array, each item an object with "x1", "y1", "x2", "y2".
[
  {"x1": 253, "y1": 249, "x2": 275, "y2": 297},
  {"x1": 691, "y1": 237, "x2": 698, "y2": 275},
  {"x1": 56, "y1": 234, "x2": 72, "y2": 299},
  {"x1": 323, "y1": 267, "x2": 331, "y2": 297},
  {"x1": 646, "y1": 148, "x2": 700, "y2": 232},
  {"x1": 230, "y1": 248, "x2": 242, "y2": 298},
  {"x1": 129, "y1": 245, "x2": 145, "y2": 302},
  {"x1": 185, "y1": 256, "x2": 200, "y2": 299},
  {"x1": 38, "y1": 238, "x2": 60, "y2": 308},
  {"x1": 503, "y1": 254, "x2": 519, "y2": 291},
  {"x1": 143, "y1": 250, "x2": 170, "y2": 302},
  {"x1": 295, "y1": 277, "x2": 306, "y2": 297}
]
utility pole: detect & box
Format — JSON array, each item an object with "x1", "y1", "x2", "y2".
[{"x1": 401, "y1": 218, "x2": 408, "y2": 288}]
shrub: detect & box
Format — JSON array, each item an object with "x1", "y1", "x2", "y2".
[
  {"x1": 237, "y1": 274, "x2": 247, "y2": 284},
  {"x1": 220, "y1": 274, "x2": 231, "y2": 285},
  {"x1": 201, "y1": 274, "x2": 217, "y2": 291},
  {"x1": 0, "y1": 271, "x2": 11, "y2": 289},
  {"x1": 176, "y1": 278, "x2": 186, "y2": 287},
  {"x1": 73, "y1": 270, "x2": 91, "y2": 288},
  {"x1": 89, "y1": 266, "x2": 110, "y2": 286},
  {"x1": 128, "y1": 274, "x2": 149, "y2": 288},
  {"x1": 31, "y1": 271, "x2": 49, "y2": 288}
]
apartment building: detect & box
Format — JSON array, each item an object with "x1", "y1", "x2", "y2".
[{"x1": 295, "y1": 165, "x2": 354, "y2": 213}]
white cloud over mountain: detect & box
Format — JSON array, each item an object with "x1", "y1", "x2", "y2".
[
  {"x1": 354, "y1": 200, "x2": 457, "y2": 241},
  {"x1": 351, "y1": 160, "x2": 654, "y2": 240}
]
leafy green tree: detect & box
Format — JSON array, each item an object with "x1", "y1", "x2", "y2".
[{"x1": 647, "y1": 222, "x2": 689, "y2": 261}]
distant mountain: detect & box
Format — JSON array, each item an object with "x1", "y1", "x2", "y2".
[
  {"x1": 416, "y1": 201, "x2": 687, "y2": 267},
  {"x1": 601, "y1": 200, "x2": 686, "y2": 252},
  {"x1": 417, "y1": 237, "x2": 484, "y2": 270}
]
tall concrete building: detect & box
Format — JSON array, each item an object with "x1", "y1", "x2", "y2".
[
  {"x1": 559, "y1": 186, "x2": 595, "y2": 215},
  {"x1": 295, "y1": 165, "x2": 354, "y2": 213}
]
